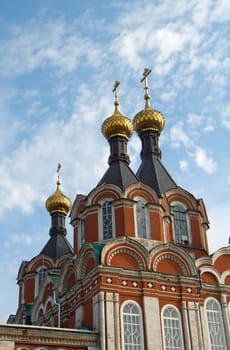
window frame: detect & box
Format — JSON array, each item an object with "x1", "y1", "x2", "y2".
[
  {"x1": 35, "y1": 266, "x2": 47, "y2": 296},
  {"x1": 161, "y1": 304, "x2": 184, "y2": 350},
  {"x1": 99, "y1": 198, "x2": 115, "y2": 240},
  {"x1": 121, "y1": 300, "x2": 144, "y2": 350},
  {"x1": 134, "y1": 196, "x2": 150, "y2": 239},
  {"x1": 205, "y1": 298, "x2": 227, "y2": 350},
  {"x1": 171, "y1": 202, "x2": 191, "y2": 245}
]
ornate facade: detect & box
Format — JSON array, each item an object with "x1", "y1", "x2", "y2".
[{"x1": 2, "y1": 71, "x2": 230, "y2": 350}]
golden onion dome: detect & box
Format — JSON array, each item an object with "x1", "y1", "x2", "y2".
[
  {"x1": 101, "y1": 81, "x2": 133, "y2": 140},
  {"x1": 134, "y1": 68, "x2": 165, "y2": 134},
  {"x1": 45, "y1": 165, "x2": 71, "y2": 215}
]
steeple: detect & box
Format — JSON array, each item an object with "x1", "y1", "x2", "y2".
[
  {"x1": 134, "y1": 68, "x2": 177, "y2": 195},
  {"x1": 40, "y1": 164, "x2": 73, "y2": 261},
  {"x1": 97, "y1": 81, "x2": 138, "y2": 190}
]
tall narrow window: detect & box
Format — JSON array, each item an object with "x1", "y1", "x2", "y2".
[
  {"x1": 173, "y1": 204, "x2": 189, "y2": 244},
  {"x1": 121, "y1": 301, "x2": 144, "y2": 350},
  {"x1": 162, "y1": 305, "x2": 184, "y2": 350},
  {"x1": 38, "y1": 268, "x2": 46, "y2": 290},
  {"x1": 206, "y1": 299, "x2": 227, "y2": 349},
  {"x1": 102, "y1": 200, "x2": 113, "y2": 239},
  {"x1": 135, "y1": 197, "x2": 149, "y2": 238}
]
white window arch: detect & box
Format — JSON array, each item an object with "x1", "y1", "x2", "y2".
[
  {"x1": 121, "y1": 300, "x2": 144, "y2": 350},
  {"x1": 99, "y1": 198, "x2": 115, "y2": 240},
  {"x1": 134, "y1": 196, "x2": 150, "y2": 238},
  {"x1": 35, "y1": 267, "x2": 47, "y2": 296},
  {"x1": 171, "y1": 202, "x2": 190, "y2": 245},
  {"x1": 162, "y1": 305, "x2": 184, "y2": 350},
  {"x1": 205, "y1": 298, "x2": 227, "y2": 349}
]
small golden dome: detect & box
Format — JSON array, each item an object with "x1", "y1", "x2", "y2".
[
  {"x1": 101, "y1": 81, "x2": 133, "y2": 140},
  {"x1": 134, "y1": 68, "x2": 165, "y2": 134},
  {"x1": 45, "y1": 165, "x2": 71, "y2": 215},
  {"x1": 133, "y1": 93, "x2": 165, "y2": 134}
]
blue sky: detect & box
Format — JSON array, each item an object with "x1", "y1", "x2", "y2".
[{"x1": 0, "y1": 0, "x2": 230, "y2": 323}]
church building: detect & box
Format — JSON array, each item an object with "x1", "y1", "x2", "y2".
[{"x1": 1, "y1": 69, "x2": 230, "y2": 349}]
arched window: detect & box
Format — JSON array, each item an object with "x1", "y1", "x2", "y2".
[
  {"x1": 205, "y1": 298, "x2": 227, "y2": 349},
  {"x1": 162, "y1": 305, "x2": 184, "y2": 350},
  {"x1": 135, "y1": 197, "x2": 149, "y2": 238},
  {"x1": 101, "y1": 199, "x2": 113, "y2": 240},
  {"x1": 121, "y1": 301, "x2": 144, "y2": 350},
  {"x1": 38, "y1": 267, "x2": 46, "y2": 290},
  {"x1": 172, "y1": 204, "x2": 189, "y2": 245}
]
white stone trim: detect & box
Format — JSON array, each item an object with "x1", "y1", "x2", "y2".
[{"x1": 143, "y1": 296, "x2": 162, "y2": 350}]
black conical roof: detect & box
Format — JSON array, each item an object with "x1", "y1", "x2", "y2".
[
  {"x1": 40, "y1": 233, "x2": 73, "y2": 262},
  {"x1": 97, "y1": 159, "x2": 138, "y2": 191},
  {"x1": 136, "y1": 154, "x2": 177, "y2": 195}
]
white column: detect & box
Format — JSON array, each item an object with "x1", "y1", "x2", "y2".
[
  {"x1": 105, "y1": 292, "x2": 115, "y2": 350},
  {"x1": 99, "y1": 291, "x2": 106, "y2": 350},
  {"x1": 187, "y1": 301, "x2": 203, "y2": 349},
  {"x1": 75, "y1": 304, "x2": 83, "y2": 328},
  {"x1": 0, "y1": 342, "x2": 14, "y2": 350},
  {"x1": 182, "y1": 301, "x2": 191, "y2": 350},
  {"x1": 143, "y1": 296, "x2": 162, "y2": 350},
  {"x1": 221, "y1": 294, "x2": 230, "y2": 348},
  {"x1": 93, "y1": 294, "x2": 99, "y2": 331},
  {"x1": 114, "y1": 293, "x2": 120, "y2": 350},
  {"x1": 199, "y1": 305, "x2": 210, "y2": 350}
]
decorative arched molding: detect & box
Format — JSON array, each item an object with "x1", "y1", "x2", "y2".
[
  {"x1": 212, "y1": 247, "x2": 230, "y2": 264},
  {"x1": 101, "y1": 237, "x2": 148, "y2": 270},
  {"x1": 17, "y1": 347, "x2": 32, "y2": 350},
  {"x1": 35, "y1": 304, "x2": 45, "y2": 322},
  {"x1": 88, "y1": 183, "x2": 122, "y2": 205},
  {"x1": 196, "y1": 248, "x2": 230, "y2": 276},
  {"x1": 70, "y1": 193, "x2": 87, "y2": 225},
  {"x1": 150, "y1": 243, "x2": 198, "y2": 276},
  {"x1": 220, "y1": 269, "x2": 230, "y2": 284},
  {"x1": 44, "y1": 296, "x2": 53, "y2": 312},
  {"x1": 200, "y1": 266, "x2": 220, "y2": 284},
  {"x1": 76, "y1": 244, "x2": 97, "y2": 278},
  {"x1": 29, "y1": 255, "x2": 53, "y2": 271},
  {"x1": 125, "y1": 182, "x2": 159, "y2": 204},
  {"x1": 56, "y1": 254, "x2": 73, "y2": 269},
  {"x1": 17, "y1": 261, "x2": 29, "y2": 281},
  {"x1": 195, "y1": 256, "x2": 212, "y2": 268},
  {"x1": 58, "y1": 260, "x2": 77, "y2": 294},
  {"x1": 165, "y1": 187, "x2": 198, "y2": 210},
  {"x1": 30, "y1": 276, "x2": 54, "y2": 323}
]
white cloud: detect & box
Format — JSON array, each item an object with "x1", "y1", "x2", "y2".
[
  {"x1": 187, "y1": 113, "x2": 203, "y2": 128},
  {"x1": 0, "y1": 18, "x2": 102, "y2": 76},
  {"x1": 194, "y1": 147, "x2": 216, "y2": 174},
  {"x1": 169, "y1": 121, "x2": 191, "y2": 148},
  {"x1": 221, "y1": 104, "x2": 230, "y2": 130},
  {"x1": 5, "y1": 233, "x2": 33, "y2": 246},
  {"x1": 179, "y1": 160, "x2": 188, "y2": 172}
]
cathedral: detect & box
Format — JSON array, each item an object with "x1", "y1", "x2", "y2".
[{"x1": 1, "y1": 69, "x2": 230, "y2": 349}]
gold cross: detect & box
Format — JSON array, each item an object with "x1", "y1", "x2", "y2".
[
  {"x1": 140, "y1": 68, "x2": 151, "y2": 87},
  {"x1": 112, "y1": 80, "x2": 120, "y2": 103}
]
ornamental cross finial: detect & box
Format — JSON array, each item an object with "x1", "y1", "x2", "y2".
[
  {"x1": 56, "y1": 163, "x2": 61, "y2": 187},
  {"x1": 113, "y1": 80, "x2": 120, "y2": 106},
  {"x1": 140, "y1": 68, "x2": 151, "y2": 108}
]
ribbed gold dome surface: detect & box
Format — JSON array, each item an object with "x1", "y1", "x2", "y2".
[
  {"x1": 102, "y1": 100, "x2": 133, "y2": 140},
  {"x1": 133, "y1": 104, "x2": 165, "y2": 134},
  {"x1": 45, "y1": 179, "x2": 71, "y2": 215},
  {"x1": 134, "y1": 68, "x2": 165, "y2": 134}
]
